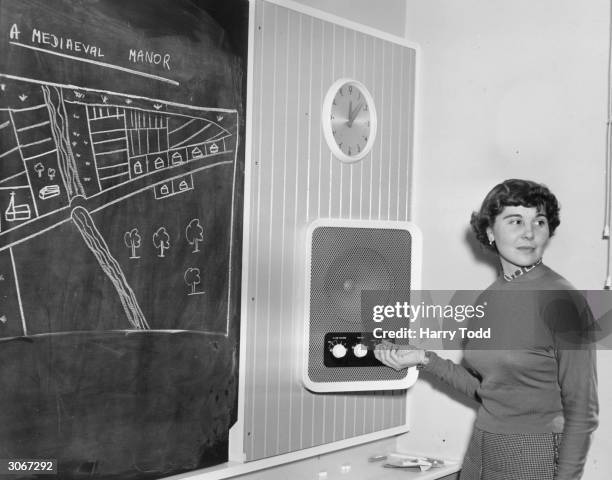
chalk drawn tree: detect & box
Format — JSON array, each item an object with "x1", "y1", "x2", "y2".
[
  {"x1": 185, "y1": 218, "x2": 204, "y2": 253},
  {"x1": 34, "y1": 162, "x2": 44, "y2": 178},
  {"x1": 184, "y1": 267, "x2": 203, "y2": 295},
  {"x1": 124, "y1": 228, "x2": 142, "y2": 259},
  {"x1": 152, "y1": 227, "x2": 170, "y2": 258}
]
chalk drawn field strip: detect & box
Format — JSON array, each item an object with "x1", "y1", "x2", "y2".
[
  {"x1": 0, "y1": 158, "x2": 235, "y2": 253},
  {"x1": 0, "y1": 74, "x2": 235, "y2": 112},
  {"x1": 8, "y1": 246, "x2": 27, "y2": 336}
]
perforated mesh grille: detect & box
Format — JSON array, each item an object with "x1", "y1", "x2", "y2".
[{"x1": 307, "y1": 226, "x2": 413, "y2": 383}]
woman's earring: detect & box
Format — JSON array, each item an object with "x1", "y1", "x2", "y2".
[{"x1": 489, "y1": 238, "x2": 495, "y2": 246}]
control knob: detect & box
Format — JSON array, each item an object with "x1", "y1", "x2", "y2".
[
  {"x1": 331, "y1": 343, "x2": 347, "y2": 359},
  {"x1": 353, "y1": 343, "x2": 368, "y2": 358}
]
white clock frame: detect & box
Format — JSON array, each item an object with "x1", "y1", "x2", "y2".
[{"x1": 321, "y1": 77, "x2": 378, "y2": 163}]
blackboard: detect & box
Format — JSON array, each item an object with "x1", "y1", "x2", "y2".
[{"x1": 0, "y1": 0, "x2": 247, "y2": 478}]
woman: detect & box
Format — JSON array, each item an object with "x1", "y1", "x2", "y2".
[{"x1": 375, "y1": 179, "x2": 598, "y2": 480}]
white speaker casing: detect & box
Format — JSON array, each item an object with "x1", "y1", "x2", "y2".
[{"x1": 302, "y1": 218, "x2": 422, "y2": 393}]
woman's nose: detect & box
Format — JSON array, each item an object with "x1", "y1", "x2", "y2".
[{"x1": 522, "y1": 224, "x2": 535, "y2": 239}]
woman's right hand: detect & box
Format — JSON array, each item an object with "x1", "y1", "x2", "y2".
[{"x1": 374, "y1": 341, "x2": 427, "y2": 371}]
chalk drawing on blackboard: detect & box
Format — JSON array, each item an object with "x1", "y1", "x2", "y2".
[
  {"x1": 124, "y1": 228, "x2": 142, "y2": 259},
  {"x1": 8, "y1": 246, "x2": 27, "y2": 336},
  {"x1": 155, "y1": 182, "x2": 171, "y2": 198},
  {"x1": 185, "y1": 218, "x2": 203, "y2": 253},
  {"x1": 71, "y1": 206, "x2": 149, "y2": 329},
  {"x1": 38, "y1": 184, "x2": 60, "y2": 200},
  {"x1": 1, "y1": 75, "x2": 236, "y2": 240},
  {"x1": 154, "y1": 174, "x2": 194, "y2": 200},
  {"x1": 0, "y1": 175, "x2": 27, "y2": 189},
  {"x1": 152, "y1": 226, "x2": 170, "y2": 258},
  {"x1": 77, "y1": 101, "x2": 233, "y2": 195},
  {"x1": 184, "y1": 267, "x2": 205, "y2": 296},
  {"x1": 171, "y1": 152, "x2": 183, "y2": 165},
  {"x1": 0, "y1": 74, "x2": 239, "y2": 336},
  {"x1": 42, "y1": 85, "x2": 85, "y2": 200},
  {"x1": 5, "y1": 191, "x2": 31, "y2": 221},
  {"x1": 34, "y1": 163, "x2": 44, "y2": 178}
]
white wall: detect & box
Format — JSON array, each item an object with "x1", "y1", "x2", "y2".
[{"x1": 400, "y1": 0, "x2": 612, "y2": 478}]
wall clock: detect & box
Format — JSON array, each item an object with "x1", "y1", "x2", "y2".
[{"x1": 322, "y1": 78, "x2": 377, "y2": 163}]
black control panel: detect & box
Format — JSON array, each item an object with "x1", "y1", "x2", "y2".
[{"x1": 323, "y1": 332, "x2": 385, "y2": 367}]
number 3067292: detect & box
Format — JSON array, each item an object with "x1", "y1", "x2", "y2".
[{"x1": 2, "y1": 460, "x2": 57, "y2": 474}]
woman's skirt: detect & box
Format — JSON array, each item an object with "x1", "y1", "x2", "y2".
[{"x1": 459, "y1": 427, "x2": 562, "y2": 480}]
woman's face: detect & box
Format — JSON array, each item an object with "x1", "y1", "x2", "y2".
[{"x1": 486, "y1": 205, "x2": 550, "y2": 274}]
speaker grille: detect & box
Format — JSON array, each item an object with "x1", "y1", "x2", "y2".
[{"x1": 308, "y1": 226, "x2": 412, "y2": 383}]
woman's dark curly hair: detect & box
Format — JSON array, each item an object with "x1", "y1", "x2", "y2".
[{"x1": 470, "y1": 179, "x2": 560, "y2": 251}]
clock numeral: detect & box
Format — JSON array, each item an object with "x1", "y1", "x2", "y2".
[
  {"x1": 357, "y1": 145, "x2": 361, "y2": 153},
  {"x1": 339, "y1": 87, "x2": 344, "y2": 96},
  {"x1": 333, "y1": 99, "x2": 337, "y2": 106},
  {"x1": 331, "y1": 114, "x2": 335, "y2": 120},
  {"x1": 348, "y1": 146, "x2": 352, "y2": 156},
  {"x1": 364, "y1": 104, "x2": 368, "y2": 111},
  {"x1": 364, "y1": 137, "x2": 368, "y2": 142},
  {"x1": 348, "y1": 85, "x2": 353, "y2": 95},
  {"x1": 332, "y1": 129, "x2": 337, "y2": 136}
]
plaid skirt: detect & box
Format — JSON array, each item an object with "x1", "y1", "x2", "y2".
[{"x1": 460, "y1": 427, "x2": 562, "y2": 480}]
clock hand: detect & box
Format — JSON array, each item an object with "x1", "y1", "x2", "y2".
[
  {"x1": 347, "y1": 102, "x2": 364, "y2": 127},
  {"x1": 347, "y1": 100, "x2": 353, "y2": 125}
]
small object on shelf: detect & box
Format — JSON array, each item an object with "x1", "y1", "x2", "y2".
[
  {"x1": 382, "y1": 453, "x2": 446, "y2": 472},
  {"x1": 367, "y1": 454, "x2": 388, "y2": 462}
]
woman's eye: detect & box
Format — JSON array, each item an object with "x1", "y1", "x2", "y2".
[{"x1": 536, "y1": 219, "x2": 548, "y2": 227}]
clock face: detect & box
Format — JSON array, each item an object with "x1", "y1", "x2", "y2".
[{"x1": 322, "y1": 79, "x2": 377, "y2": 163}]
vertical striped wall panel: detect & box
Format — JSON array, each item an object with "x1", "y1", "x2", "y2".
[{"x1": 244, "y1": 0, "x2": 417, "y2": 460}]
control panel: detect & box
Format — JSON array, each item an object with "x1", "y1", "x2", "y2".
[{"x1": 323, "y1": 332, "x2": 385, "y2": 367}]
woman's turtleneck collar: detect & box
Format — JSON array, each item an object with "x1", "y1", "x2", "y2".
[{"x1": 501, "y1": 258, "x2": 543, "y2": 282}]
